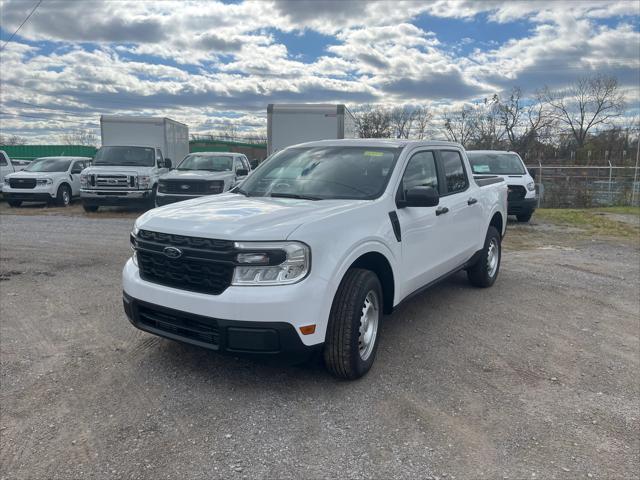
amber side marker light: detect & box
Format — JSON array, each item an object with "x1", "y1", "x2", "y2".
[{"x1": 299, "y1": 325, "x2": 316, "y2": 335}]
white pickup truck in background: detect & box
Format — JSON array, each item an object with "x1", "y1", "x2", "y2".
[
  {"x1": 123, "y1": 139, "x2": 507, "y2": 379},
  {"x1": 3, "y1": 156, "x2": 91, "y2": 207},
  {"x1": 156, "y1": 152, "x2": 251, "y2": 206}
]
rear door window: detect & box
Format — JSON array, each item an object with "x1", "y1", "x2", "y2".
[{"x1": 440, "y1": 151, "x2": 468, "y2": 195}]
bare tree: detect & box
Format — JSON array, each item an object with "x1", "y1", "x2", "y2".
[
  {"x1": 0, "y1": 134, "x2": 27, "y2": 145},
  {"x1": 61, "y1": 129, "x2": 97, "y2": 146},
  {"x1": 443, "y1": 105, "x2": 475, "y2": 147},
  {"x1": 353, "y1": 104, "x2": 392, "y2": 138},
  {"x1": 496, "y1": 87, "x2": 554, "y2": 152},
  {"x1": 542, "y1": 74, "x2": 624, "y2": 148},
  {"x1": 471, "y1": 97, "x2": 505, "y2": 149},
  {"x1": 390, "y1": 105, "x2": 416, "y2": 139},
  {"x1": 412, "y1": 105, "x2": 432, "y2": 140}
]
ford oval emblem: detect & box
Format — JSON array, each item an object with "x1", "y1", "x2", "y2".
[{"x1": 163, "y1": 246, "x2": 182, "y2": 259}]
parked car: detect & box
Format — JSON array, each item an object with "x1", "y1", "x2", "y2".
[
  {"x1": 466, "y1": 150, "x2": 537, "y2": 222},
  {"x1": 80, "y1": 116, "x2": 188, "y2": 212},
  {"x1": 3, "y1": 156, "x2": 91, "y2": 207},
  {"x1": 123, "y1": 139, "x2": 507, "y2": 379},
  {"x1": 1, "y1": 150, "x2": 26, "y2": 193},
  {"x1": 155, "y1": 152, "x2": 251, "y2": 206}
]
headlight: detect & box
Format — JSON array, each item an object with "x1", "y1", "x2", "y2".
[
  {"x1": 80, "y1": 174, "x2": 89, "y2": 187},
  {"x1": 232, "y1": 241, "x2": 310, "y2": 285},
  {"x1": 130, "y1": 225, "x2": 139, "y2": 266},
  {"x1": 138, "y1": 175, "x2": 151, "y2": 189},
  {"x1": 36, "y1": 178, "x2": 53, "y2": 185},
  {"x1": 526, "y1": 181, "x2": 536, "y2": 192}
]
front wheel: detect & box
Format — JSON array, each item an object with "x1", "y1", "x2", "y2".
[
  {"x1": 324, "y1": 269, "x2": 383, "y2": 380},
  {"x1": 56, "y1": 184, "x2": 71, "y2": 207},
  {"x1": 516, "y1": 211, "x2": 533, "y2": 222},
  {"x1": 467, "y1": 226, "x2": 501, "y2": 288}
]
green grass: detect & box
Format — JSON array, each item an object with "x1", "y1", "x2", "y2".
[{"x1": 536, "y1": 208, "x2": 639, "y2": 238}]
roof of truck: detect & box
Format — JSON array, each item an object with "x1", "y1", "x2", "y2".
[{"x1": 289, "y1": 138, "x2": 463, "y2": 149}]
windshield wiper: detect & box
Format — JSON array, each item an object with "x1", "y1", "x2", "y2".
[{"x1": 269, "y1": 192, "x2": 322, "y2": 200}]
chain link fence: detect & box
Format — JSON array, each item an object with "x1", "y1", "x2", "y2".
[{"x1": 526, "y1": 164, "x2": 640, "y2": 207}]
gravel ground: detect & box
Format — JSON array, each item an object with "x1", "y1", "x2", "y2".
[{"x1": 1, "y1": 205, "x2": 638, "y2": 480}]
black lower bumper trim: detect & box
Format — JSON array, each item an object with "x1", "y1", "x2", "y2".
[
  {"x1": 4, "y1": 193, "x2": 53, "y2": 202},
  {"x1": 508, "y1": 197, "x2": 537, "y2": 215},
  {"x1": 82, "y1": 195, "x2": 149, "y2": 206},
  {"x1": 123, "y1": 293, "x2": 319, "y2": 363}
]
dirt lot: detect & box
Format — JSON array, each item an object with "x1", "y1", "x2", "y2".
[{"x1": 1, "y1": 201, "x2": 638, "y2": 479}]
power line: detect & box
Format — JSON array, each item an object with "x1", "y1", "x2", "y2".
[{"x1": 0, "y1": 0, "x2": 44, "y2": 52}]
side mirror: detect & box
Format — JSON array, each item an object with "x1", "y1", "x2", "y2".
[
  {"x1": 400, "y1": 186, "x2": 439, "y2": 208},
  {"x1": 236, "y1": 168, "x2": 248, "y2": 177},
  {"x1": 163, "y1": 158, "x2": 172, "y2": 169},
  {"x1": 249, "y1": 159, "x2": 259, "y2": 169},
  {"x1": 528, "y1": 168, "x2": 536, "y2": 180}
]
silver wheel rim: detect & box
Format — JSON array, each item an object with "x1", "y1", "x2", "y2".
[
  {"x1": 63, "y1": 189, "x2": 70, "y2": 205},
  {"x1": 487, "y1": 238, "x2": 499, "y2": 278},
  {"x1": 358, "y1": 290, "x2": 379, "y2": 361}
]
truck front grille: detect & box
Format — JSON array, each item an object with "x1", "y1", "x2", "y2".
[
  {"x1": 135, "y1": 229, "x2": 235, "y2": 295},
  {"x1": 137, "y1": 302, "x2": 220, "y2": 347},
  {"x1": 159, "y1": 180, "x2": 224, "y2": 195},
  {"x1": 95, "y1": 174, "x2": 135, "y2": 189},
  {"x1": 507, "y1": 185, "x2": 526, "y2": 201},
  {"x1": 9, "y1": 178, "x2": 36, "y2": 189}
]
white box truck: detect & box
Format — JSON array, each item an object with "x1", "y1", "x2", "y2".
[
  {"x1": 80, "y1": 116, "x2": 189, "y2": 212},
  {"x1": 267, "y1": 104, "x2": 357, "y2": 155}
]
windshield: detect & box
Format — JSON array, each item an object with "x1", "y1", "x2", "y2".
[
  {"x1": 177, "y1": 154, "x2": 233, "y2": 172},
  {"x1": 94, "y1": 146, "x2": 155, "y2": 167},
  {"x1": 24, "y1": 158, "x2": 72, "y2": 172},
  {"x1": 468, "y1": 152, "x2": 526, "y2": 175},
  {"x1": 238, "y1": 146, "x2": 401, "y2": 200}
]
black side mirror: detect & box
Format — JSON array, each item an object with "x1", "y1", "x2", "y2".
[
  {"x1": 250, "y1": 159, "x2": 259, "y2": 169},
  {"x1": 400, "y1": 186, "x2": 439, "y2": 208},
  {"x1": 163, "y1": 158, "x2": 172, "y2": 169},
  {"x1": 236, "y1": 168, "x2": 248, "y2": 177},
  {"x1": 528, "y1": 168, "x2": 536, "y2": 180}
]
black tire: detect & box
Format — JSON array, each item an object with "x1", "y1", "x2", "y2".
[
  {"x1": 83, "y1": 204, "x2": 99, "y2": 213},
  {"x1": 148, "y1": 185, "x2": 158, "y2": 208},
  {"x1": 324, "y1": 268, "x2": 383, "y2": 380},
  {"x1": 56, "y1": 184, "x2": 71, "y2": 207},
  {"x1": 467, "y1": 226, "x2": 501, "y2": 288},
  {"x1": 516, "y1": 211, "x2": 533, "y2": 222},
  {"x1": 7, "y1": 200, "x2": 22, "y2": 207}
]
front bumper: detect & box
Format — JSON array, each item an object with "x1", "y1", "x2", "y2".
[
  {"x1": 3, "y1": 184, "x2": 56, "y2": 201},
  {"x1": 508, "y1": 197, "x2": 537, "y2": 215},
  {"x1": 81, "y1": 189, "x2": 152, "y2": 206},
  {"x1": 122, "y1": 259, "x2": 331, "y2": 349},
  {"x1": 155, "y1": 192, "x2": 202, "y2": 206},
  {"x1": 123, "y1": 292, "x2": 318, "y2": 362}
]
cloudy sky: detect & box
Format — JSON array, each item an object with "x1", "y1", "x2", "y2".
[{"x1": 0, "y1": 0, "x2": 639, "y2": 143}]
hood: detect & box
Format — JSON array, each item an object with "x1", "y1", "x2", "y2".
[
  {"x1": 6, "y1": 170, "x2": 67, "y2": 178},
  {"x1": 82, "y1": 165, "x2": 155, "y2": 175},
  {"x1": 136, "y1": 193, "x2": 368, "y2": 241},
  {"x1": 160, "y1": 170, "x2": 234, "y2": 181}
]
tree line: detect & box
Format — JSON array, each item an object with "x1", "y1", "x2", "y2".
[{"x1": 352, "y1": 74, "x2": 637, "y2": 165}]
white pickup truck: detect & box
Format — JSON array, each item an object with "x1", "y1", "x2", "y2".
[
  {"x1": 1, "y1": 150, "x2": 26, "y2": 192},
  {"x1": 155, "y1": 152, "x2": 251, "y2": 206},
  {"x1": 123, "y1": 140, "x2": 507, "y2": 379}
]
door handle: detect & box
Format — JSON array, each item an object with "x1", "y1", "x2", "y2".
[
  {"x1": 436, "y1": 206, "x2": 449, "y2": 216},
  {"x1": 467, "y1": 197, "x2": 478, "y2": 205}
]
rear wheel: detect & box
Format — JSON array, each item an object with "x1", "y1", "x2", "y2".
[
  {"x1": 8, "y1": 200, "x2": 22, "y2": 207},
  {"x1": 516, "y1": 211, "x2": 533, "y2": 222},
  {"x1": 56, "y1": 184, "x2": 71, "y2": 207},
  {"x1": 324, "y1": 269, "x2": 383, "y2": 380},
  {"x1": 467, "y1": 226, "x2": 501, "y2": 288},
  {"x1": 83, "y1": 204, "x2": 98, "y2": 213}
]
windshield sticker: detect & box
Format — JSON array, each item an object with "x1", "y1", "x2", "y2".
[
  {"x1": 364, "y1": 151, "x2": 384, "y2": 157},
  {"x1": 474, "y1": 165, "x2": 491, "y2": 173}
]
